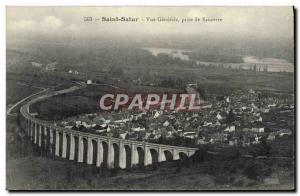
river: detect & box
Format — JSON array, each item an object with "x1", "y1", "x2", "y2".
[{"x1": 143, "y1": 47, "x2": 294, "y2": 73}]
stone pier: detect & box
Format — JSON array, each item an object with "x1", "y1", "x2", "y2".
[
  {"x1": 107, "y1": 140, "x2": 114, "y2": 168},
  {"x1": 69, "y1": 134, "x2": 75, "y2": 160},
  {"x1": 96, "y1": 139, "x2": 103, "y2": 167},
  {"x1": 62, "y1": 132, "x2": 67, "y2": 158},
  {"x1": 55, "y1": 131, "x2": 60, "y2": 156},
  {"x1": 119, "y1": 142, "x2": 126, "y2": 169},
  {"x1": 78, "y1": 136, "x2": 83, "y2": 162},
  {"x1": 87, "y1": 138, "x2": 93, "y2": 165}
]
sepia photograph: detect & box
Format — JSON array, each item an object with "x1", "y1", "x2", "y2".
[{"x1": 6, "y1": 6, "x2": 295, "y2": 190}]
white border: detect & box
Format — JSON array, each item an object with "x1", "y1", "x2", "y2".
[
  {"x1": 0, "y1": 0, "x2": 298, "y2": 6},
  {"x1": 1, "y1": 0, "x2": 298, "y2": 195}
]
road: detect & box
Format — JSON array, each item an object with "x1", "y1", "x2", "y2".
[
  {"x1": 7, "y1": 81, "x2": 88, "y2": 117},
  {"x1": 7, "y1": 88, "x2": 49, "y2": 117}
]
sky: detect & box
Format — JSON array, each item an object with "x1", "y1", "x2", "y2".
[{"x1": 6, "y1": 6, "x2": 294, "y2": 41}]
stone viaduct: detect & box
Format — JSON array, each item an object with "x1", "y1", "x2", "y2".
[{"x1": 19, "y1": 85, "x2": 198, "y2": 169}]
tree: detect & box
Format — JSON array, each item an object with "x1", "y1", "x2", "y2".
[
  {"x1": 109, "y1": 66, "x2": 123, "y2": 76},
  {"x1": 175, "y1": 78, "x2": 185, "y2": 89},
  {"x1": 259, "y1": 136, "x2": 271, "y2": 156},
  {"x1": 243, "y1": 161, "x2": 271, "y2": 181},
  {"x1": 160, "y1": 77, "x2": 175, "y2": 88},
  {"x1": 197, "y1": 87, "x2": 206, "y2": 100},
  {"x1": 191, "y1": 147, "x2": 209, "y2": 163}
]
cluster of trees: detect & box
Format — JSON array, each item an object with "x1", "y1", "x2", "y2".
[
  {"x1": 154, "y1": 136, "x2": 195, "y2": 147},
  {"x1": 159, "y1": 77, "x2": 185, "y2": 89}
]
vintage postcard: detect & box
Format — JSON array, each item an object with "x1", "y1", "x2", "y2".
[{"x1": 6, "y1": 6, "x2": 295, "y2": 190}]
